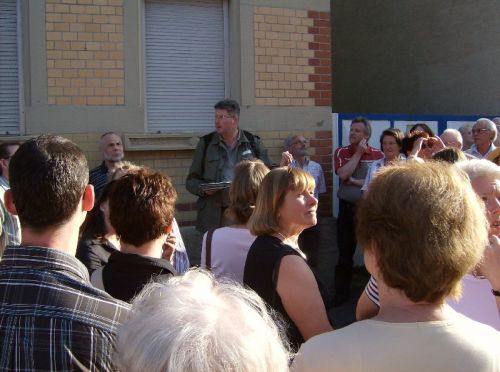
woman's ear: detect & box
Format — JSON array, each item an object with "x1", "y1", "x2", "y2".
[
  {"x1": 165, "y1": 221, "x2": 173, "y2": 235},
  {"x1": 363, "y1": 240, "x2": 380, "y2": 276}
]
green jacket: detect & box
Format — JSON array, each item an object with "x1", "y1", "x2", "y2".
[{"x1": 186, "y1": 130, "x2": 273, "y2": 233}]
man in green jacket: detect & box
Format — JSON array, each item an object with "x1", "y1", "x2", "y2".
[{"x1": 186, "y1": 99, "x2": 273, "y2": 233}]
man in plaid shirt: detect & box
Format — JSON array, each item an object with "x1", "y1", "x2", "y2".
[{"x1": 0, "y1": 135, "x2": 130, "y2": 371}]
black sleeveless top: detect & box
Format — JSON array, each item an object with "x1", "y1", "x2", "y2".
[{"x1": 243, "y1": 235, "x2": 304, "y2": 351}]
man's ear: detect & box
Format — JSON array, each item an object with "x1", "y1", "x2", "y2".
[
  {"x1": 0, "y1": 159, "x2": 7, "y2": 171},
  {"x1": 82, "y1": 184, "x2": 95, "y2": 212},
  {"x1": 4, "y1": 190, "x2": 17, "y2": 215}
]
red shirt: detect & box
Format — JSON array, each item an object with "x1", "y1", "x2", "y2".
[{"x1": 334, "y1": 144, "x2": 383, "y2": 173}]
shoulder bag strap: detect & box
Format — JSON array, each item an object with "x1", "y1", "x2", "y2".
[{"x1": 205, "y1": 228, "x2": 215, "y2": 270}]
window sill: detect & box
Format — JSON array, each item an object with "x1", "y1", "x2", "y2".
[{"x1": 123, "y1": 133, "x2": 201, "y2": 151}]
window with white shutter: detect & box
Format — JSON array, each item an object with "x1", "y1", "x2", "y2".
[
  {"x1": 144, "y1": 0, "x2": 227, "y2": 133},
  {"x1": 0, "y1": 0, "x2": 22, "y2": 134}
]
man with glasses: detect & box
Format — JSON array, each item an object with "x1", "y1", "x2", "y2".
[
  {"x1": 186, "y1": 99, "x2": 273, "y2": 233},
  {"x1": 282, "y1": 135, "x2": 326, "y2": 267},
  {"x1": 0, "y1": 142, "x2": 20, "y2": 257},
  {"x1": 465, "y1": 118, "x2": 497, "y2": 159}
]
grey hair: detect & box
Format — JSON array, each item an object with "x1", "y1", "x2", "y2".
[
  {"x1": 456, "y1": 159, "x2": 500, "y2": 182},
  {"x1": 458, "y1": 123, "x2": 473, "y2": 135},
  {"x1": 284, "y1": 135, "x2": 299, "y2": 150},
  {"x1": 441, "y1": 128, "x2": 463, "y2": 145},
  {"x1": 351, "y1": 116, "x2": 372, "y2": 140},
  {"x1": 475, "y1": 118, "x2": 498, "y2": 142},
  {"x1": 113, "y1": 269, "x2": 291, "y2": 372}
]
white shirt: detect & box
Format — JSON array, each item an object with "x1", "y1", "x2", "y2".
[
  {"x1": 200, "y1": 226, "x2": 256, "y2": 283},
  {"x1": 292, "y1": 312, "x2": 500, "y2": 372},
  {"x1": 465, "y1": 143, "x2": 497, "y2": 159}
]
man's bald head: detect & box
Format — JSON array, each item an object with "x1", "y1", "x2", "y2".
[
  {"x1": 440, "y1": 129, "x2": 463, "y2": 150},
  {"x1": 99, "y1": 132, "x2": 124, "y2": 164}
]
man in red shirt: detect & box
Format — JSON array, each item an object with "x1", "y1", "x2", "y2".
[{"x1": 333, "y1": 117, "x2": 383, "y2": 306}]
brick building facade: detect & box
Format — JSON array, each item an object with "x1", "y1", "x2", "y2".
[{"x1": 0, "y1": 0, "x2": 332, "y2": 225}]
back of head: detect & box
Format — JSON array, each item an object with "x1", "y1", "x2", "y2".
[
  {"x1": 9, "y1": 135, "x2": 88, "y2": 230},
  {"x1": 108, "y1": 160, "x2": 141, "y2": 182},
  {"x1": 456, "y1": 158, "x2": 500, "y2": 182},
  {"x1": 114, "y1": 269, "x2": 290, "y2": 372},
  {"x1": 248, "y1": 167, "x2": 315, "y2": 236},
  {"x1": 431, "y1": 148, "x2": 466, "y2": 164},
  {"x1": 357, "y1": 161, "x2": 488, "y2": 303},
  {"x1": 109, "y1": 168, "x2": 177, "y2": 247},
  {"x1": 227, "y1": 160, "x2": 269, "y2": 224}
]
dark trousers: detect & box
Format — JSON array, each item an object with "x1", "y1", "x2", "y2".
[
  {"x1": 334, "y1": 199, "x2": 357, "y2": 299},
  {"x1": 298, "y1": 222, "x2": 321, "y2": 267}
]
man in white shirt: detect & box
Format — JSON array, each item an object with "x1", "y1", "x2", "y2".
[{"x1": 465, "y1": 118, "x2": 497, "y2": 159}]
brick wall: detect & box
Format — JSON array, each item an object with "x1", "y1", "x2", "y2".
[
  {"x1": 254, "y1": 7, "x2": 331, "y2": 107},
  {"x1": 45, "y1": 0, "x2": 124, "y2": 105}
]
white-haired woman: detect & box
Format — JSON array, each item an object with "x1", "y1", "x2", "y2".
[{"x1": 114, "y1": 269, "x2": 290, "y2": 372}]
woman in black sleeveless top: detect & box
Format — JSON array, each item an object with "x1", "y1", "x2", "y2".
[{"x1": 243, "y1": 167, "x2": 332, "y2": 351}]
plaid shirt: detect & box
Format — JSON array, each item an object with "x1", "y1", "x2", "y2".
[{"x1": 0, "y1": 245, "x2": 131, "y2": 371}]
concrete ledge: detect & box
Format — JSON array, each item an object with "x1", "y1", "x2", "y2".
[{"x1": 123, "y1": 133, "x2": 201, "y2": 151}]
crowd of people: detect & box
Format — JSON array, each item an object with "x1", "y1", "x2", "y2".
[{"x1": 0, "y1": 100, "x2": 498, "y2": 371}]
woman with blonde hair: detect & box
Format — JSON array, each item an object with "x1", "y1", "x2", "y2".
[
  {"x1": 244, "y1": 167, "x2": 332, "y2": 351},
  {"x1": 201, "y1": 159, "x2": 269, "y2": 282}
]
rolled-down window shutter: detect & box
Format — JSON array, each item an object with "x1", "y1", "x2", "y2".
[
  {"x1": 0, "y1": 0, "x2": 21, "y2": 134},
  {"x1": 145, "y1": 0, "x2": 226, "y2": 133}
]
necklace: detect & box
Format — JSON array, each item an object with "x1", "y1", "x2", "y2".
[
  {"x1": 275, "y1": 232, "x2": 307, "y2": 259},
  {"x1": 276, "y1": 232, "x2": 288, "y2": 241}
]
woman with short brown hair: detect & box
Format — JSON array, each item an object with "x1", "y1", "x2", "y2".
[{"x1": 293, "y1": 162, "x2": 500, "y2": 371}]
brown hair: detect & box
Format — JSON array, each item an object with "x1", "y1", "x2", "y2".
[
  {"x1": 109, "y1": 168, "x2": 177, "y2": 247},
  {"x1": 431, "y1": 148, "x2": 466, "y2": 164},
  {"x1": 357, "y1": 161, "x2": 488, "y2": 303},
  {"x1": 9, "y1": 135, "x2": 88, "y2": 229},
  {"x1": 379, "y1": 128, "x2": 404, "y2": 150},
  {"x1": 226, "y1": 160, "x2": 269, "y2": 224},
  {"x1": 248, "y1": 167, "x2": 315, "y2": 236}
]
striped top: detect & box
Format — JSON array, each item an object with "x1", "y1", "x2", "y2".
[
  {"x1": 89, "y1": 161, "x2": 109, "y2": 198},
  {"x1": 0, "y1": 245, "x2": 131, "y2": 371},
  {"x1": 0, "y1": 177, "x2": 20, "y2": 258}
]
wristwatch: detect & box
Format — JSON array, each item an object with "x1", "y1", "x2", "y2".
[{"x1": 492, "y1": 289, "x2": 500, "y2": 297}]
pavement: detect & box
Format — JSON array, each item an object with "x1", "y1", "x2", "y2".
[{"x1": 179, "y1": 217, "x2": 369, "y2": 329}]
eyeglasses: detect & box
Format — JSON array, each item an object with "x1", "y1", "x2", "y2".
[
  {"x1": 472, "y1": 128, "x2": 490, "y2": 134},
  {"x1": 214, "y1": 114, "x2": 234, "y2": 121},
  {"x1": 291, "y1": 140, "x2": 307, "y2": 146}
]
